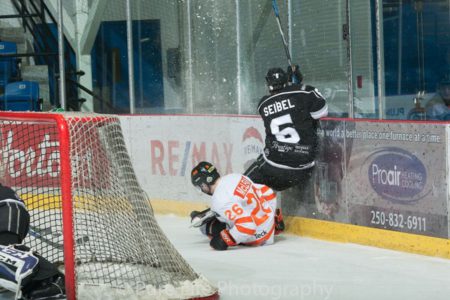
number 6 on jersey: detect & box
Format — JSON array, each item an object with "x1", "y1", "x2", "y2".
[{"x1": 270, "y1": 114, "x2": 300, "y2": 143}]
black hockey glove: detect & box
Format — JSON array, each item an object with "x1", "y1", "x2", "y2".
[
  {"x1": 204, "y1": 218, "x2": 227, "y2": 238},
  {"x1": 274, "y1": 208, "x2": 285, "y2": 235},
  {"x1": 287, "y1": 64, "x2": 303, "y2": 84},
  {"x1": 210, "y1": 229, "x2": 236, "y2": 251}
]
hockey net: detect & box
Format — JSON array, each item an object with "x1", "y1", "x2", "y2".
[{"x1": 0, "y1": 112, "x2": 218, "y2": 300}]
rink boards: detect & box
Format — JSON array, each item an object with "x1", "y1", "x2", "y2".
[{"x1": 119, "y1": 115, "x2": 450, "y2": 258}]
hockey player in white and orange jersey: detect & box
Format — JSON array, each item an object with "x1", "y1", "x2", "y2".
[{"x1": 190, "y1": 161, "x2": 284, "y2": 251}]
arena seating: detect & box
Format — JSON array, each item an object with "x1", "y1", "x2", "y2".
[
  {"x1": 0, "y1": 41, "x2": 19, "y2": 89},
  {"x1": 0, "y1": 81, "x2": 41, "y2": 111}
]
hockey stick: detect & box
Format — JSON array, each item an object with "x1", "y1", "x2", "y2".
[
  {"x1": 272, "y1": 0, "x2": 299, "y2": 83},
  {"x1": 29, "y1": 225, "x2": 89, "y2": 250},
  {"x1": 245, "y1": 0, "x2": 273, "y2": 59}
]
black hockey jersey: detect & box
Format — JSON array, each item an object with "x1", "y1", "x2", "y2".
[{"x1": 257, "y1": 84, "x2": 328, "y2": 168}]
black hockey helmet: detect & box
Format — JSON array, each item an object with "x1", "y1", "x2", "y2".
[
  {"x1": 266, "y1": 67, "x2": 288, "y2": 91},
  {"x1": 191, "y1": 161, "x2": 220, "y2": 189},
  {"x1": 0, "y1": 184, "x2": 21, "y2": 202}
]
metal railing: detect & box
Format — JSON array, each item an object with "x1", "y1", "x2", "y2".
[{"x1": 0, "y1": 0, "x2": 113, "y2": 112}]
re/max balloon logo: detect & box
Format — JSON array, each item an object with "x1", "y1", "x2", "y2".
[{"x1": 364, "y1": 147, "x2": 429, "y2": 204}]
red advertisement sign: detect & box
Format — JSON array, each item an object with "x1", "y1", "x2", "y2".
[
  {"x1": 0, "y1": 122, "x2": 112, "y2": 189},
  {"x1": 0, "y1": 124, "x2": 61, "y2": 187}
]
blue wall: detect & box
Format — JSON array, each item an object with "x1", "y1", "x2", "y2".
[{"x1": 91, "y1": 20, "x2": 164, "y2": 112}]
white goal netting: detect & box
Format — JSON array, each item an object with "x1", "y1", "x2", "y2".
[{"x1": 0, "y1": 112, "x2": 217, "y2": 300}]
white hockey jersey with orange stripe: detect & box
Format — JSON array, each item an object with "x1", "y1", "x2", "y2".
[{"x1": 211, "y1": 174, "x2": 277, "y2": 246}]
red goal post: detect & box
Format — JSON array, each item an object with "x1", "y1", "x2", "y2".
[{"x1": 0, "y1": 112, "x2": 219, "y2": 300}]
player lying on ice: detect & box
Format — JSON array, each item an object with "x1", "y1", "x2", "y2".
[
  {"x1": 190, "y1": 161, "x2": 284, "y2": 251},
  {"x1": 0, "y1": 184, "x2": 66, "y2": 300}
]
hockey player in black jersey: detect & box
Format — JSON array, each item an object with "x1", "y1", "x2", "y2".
[
  {"x1": 244, "y1": 66, "x2": 328, "y2": 191},
  {"x1": 0, "y1": 184, "x2": 65, "y2": 300}
]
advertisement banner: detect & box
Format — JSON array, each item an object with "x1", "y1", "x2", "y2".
[
  {"x1": 0, "y1": 122, "x2": 112, "y2": 190},
  {"x1": 0, "y1": 123, "x2": 61, "y2": 187},
  {"x1": 119, "y1": 115, "x2": 449, "y2": 239},
  {"x1": 280, "y1": 119, "x2": 349, "y2": 222},
  {"x1": 119, "y1": 115, "x2": 265, "y2": 203},
  {"x1": 314, "y1": 120, "x2": 350, "y2": 223},
  {"x1": 345, "y1": 122, "x2": 448, "y2": 238}
]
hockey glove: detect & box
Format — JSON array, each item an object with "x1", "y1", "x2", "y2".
[
  {"x1": 287, "y1": 64, "x2": 303, "y2": 84},
  {"x1": 274, "y1": 208, "x2": 285, "y2": 235},
  {"x1": 204, "y1": 218, "x2": 227, "y2": 238},
  {"x1": 210, "y1": 230, "x2": 236, "y2": 251},
  {"x1": 190, "y1": 208, "x2": 215, "y2": 228}
]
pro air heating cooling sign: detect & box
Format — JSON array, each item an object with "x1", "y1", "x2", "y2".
[
  {"x1": 366, "y1": 147, "x2": 428, "y2": 203},
  {"x1": 345, "y1": 121, "x2": 448, "y2": 238}
]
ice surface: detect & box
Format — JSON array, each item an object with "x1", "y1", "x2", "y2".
[
  {"x1": 158, "y1": 214, "x2": 450, "y2": 300},
  {"x1": 1, "y1": 214, "x2": 450, "y2": 300}
]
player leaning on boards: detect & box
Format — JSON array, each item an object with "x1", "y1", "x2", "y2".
[
  {"x1": 0, "y1": 184, "x2": 65, "y2": 300},
  {"x1": 244, "y1": 66, "x2": 328, "y2": 191},
  {"x1": 190, "y1": 162, "x2": 284, "y2": 251}
]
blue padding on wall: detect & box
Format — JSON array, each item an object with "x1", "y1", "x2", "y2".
[
  {"x1": 0, "y1": 41, "x2": 19, "y2": 87},
  {"x1": 0, "y1": 61, "x2": 12, "y2": 86},
  {"x1": 0, "y1": 41, "x2": 17, "y2": 54},
  {"x1": 0, "y1": 81, "x2": 40, "y2": 111}
]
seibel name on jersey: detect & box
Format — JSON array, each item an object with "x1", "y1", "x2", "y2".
[{"x1": 263, "y1": 99, "x2": 295, "y2": 116}]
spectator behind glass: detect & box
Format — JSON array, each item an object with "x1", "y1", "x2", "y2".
[{"x1": 425, "y1": 77, "x2": 450, "y2": 120}]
